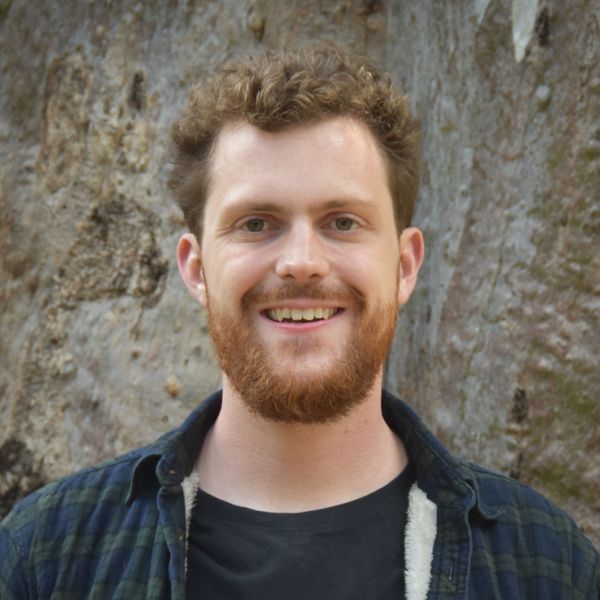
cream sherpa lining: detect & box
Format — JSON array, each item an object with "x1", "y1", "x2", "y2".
[
  {"x1": 405, "y1": 484, "x2": 438, "y2": 600},
  {"x1": 181, "y1": 471, "x2": 200, "y2": 574}
]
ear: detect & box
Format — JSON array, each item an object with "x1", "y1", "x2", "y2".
[
  {"x1": 177, "y1": 233, "x2": 207, "y2": 306},
  {"x1": 397, "y1": 227, "x2": 424, "y2": 306}
]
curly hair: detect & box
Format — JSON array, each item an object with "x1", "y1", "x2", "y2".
[{"x1": 168, "y1": 44, "x2": 420, "y2": 238}]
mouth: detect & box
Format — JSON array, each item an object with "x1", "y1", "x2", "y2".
[{"x1": 264, "y1": 307, "x2": 341, "y2": 323}]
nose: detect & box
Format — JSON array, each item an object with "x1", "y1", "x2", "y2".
[{"x1": 275, "y1": 222, "x2": 329, "y2": 282}]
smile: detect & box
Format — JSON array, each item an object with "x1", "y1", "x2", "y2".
[{"x1": 265, "y1": 307, "x2": 340, "y2": 323}]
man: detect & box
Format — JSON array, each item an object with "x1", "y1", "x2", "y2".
[{"x1": 1, "y1": 45, "x2": 598, "y2": 599}]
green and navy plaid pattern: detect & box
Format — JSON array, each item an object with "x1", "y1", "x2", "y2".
[{"x1": 1, "y1": 391, "x2": 598, "y2": 599}]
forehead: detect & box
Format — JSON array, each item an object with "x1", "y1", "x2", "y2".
[{"x1": 205, "y1": 117, "x2": 392, "y2": 216}]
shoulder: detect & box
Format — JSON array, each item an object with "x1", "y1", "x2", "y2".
[
  {"x1": 0, "y1": 444, "x2": 165, "y2": 597},
  {"x1": 1, "y1": 444, "x2": 156, "y2": 556},
  {"x1": 7, "y1": 446, "x2": 145, "y2": 518},
  {"x1": 465, "y1": 461, "x2": 565, "y2": 516},
  {"x1": 0, "y1": 393, "x2": 220, "y2": 543},
  {"x1": 464, "y1": 460, "x2": 589, "y2": 534},
  {"x1": 463, "y1": 461, "x2": 599, "y2": 597}
]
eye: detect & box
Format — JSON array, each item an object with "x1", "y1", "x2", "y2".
[
  {"x1": 332, "y1": 216, "x2": 359, "y2": 231},
  {"x1": 243, "y1": 218, "x2": 268, "y2": 232}
]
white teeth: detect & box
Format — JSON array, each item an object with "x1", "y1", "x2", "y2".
[
  {"x1": 274, "y1": 308, "x2": 290, "y2": 321},
  {"x1": 267, "y1": 307, "x2": 338, "y2": 322}
]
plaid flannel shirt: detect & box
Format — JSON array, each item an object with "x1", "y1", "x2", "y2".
[{"x1": 1, "y1": 390, "x2": 598, "y2": 599}]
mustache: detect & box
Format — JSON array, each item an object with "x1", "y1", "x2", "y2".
[{"x1": 242, "y1": 282, "x2": 366, "y2": 307}]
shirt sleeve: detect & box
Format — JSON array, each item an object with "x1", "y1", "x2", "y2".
[
  {"x1": 0, "y1": 522, "x2": 29, "y2": 599},
  {"x1": 583, "y1": 544, "x2": 600, "y2": 599},
  {"x1": 570, "y1": 521, "x2": 600, "y2": 600}
]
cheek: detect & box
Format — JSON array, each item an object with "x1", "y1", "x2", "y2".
[
  {"x1": 205, "y1": 249, "x2": 269, "y2": 302},
  {"x1": 339, "y1": 248, "x2": 398, "y2": 289},
  {"x1": 356, "y1": 269, "x2": 400, "y2": 310}
]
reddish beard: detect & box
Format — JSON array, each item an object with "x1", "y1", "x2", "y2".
[{"x1": 205, "y1": 282, "x2": 399, "y2": 424}]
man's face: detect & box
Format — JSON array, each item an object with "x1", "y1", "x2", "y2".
[{"x1": 178, "y1": 117, "x2": 423, "y2": 423}]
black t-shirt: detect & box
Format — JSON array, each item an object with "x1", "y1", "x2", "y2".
[{"x1": 186, "y1": 463, "x2": 415, "y2": 599}]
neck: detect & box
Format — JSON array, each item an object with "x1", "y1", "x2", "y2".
[{"x1": 194, "y1": 374, "x2": 408, "y2": 512}]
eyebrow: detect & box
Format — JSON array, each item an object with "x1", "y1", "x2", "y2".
[
  {"x1": 319, "y1": 198, "x2": 380, "y2": 211},
  {"x1": 222, "y1": 197, "x2": 381, "y2": 216}
]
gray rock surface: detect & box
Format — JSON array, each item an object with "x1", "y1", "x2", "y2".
[{"x1": 1, "y1": 0, "x2": 598, "y2": 546}]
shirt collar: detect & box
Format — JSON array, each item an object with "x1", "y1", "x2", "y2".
[
  {"x1": 127, "y1": 389, "x2": 502, "y2": 520},
  {"x1": 382, "y1": 390, "x2": 504, "y2": 521},
  {"x1": 126, "y1": 391, "x2": 222, "y2": 504}
]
